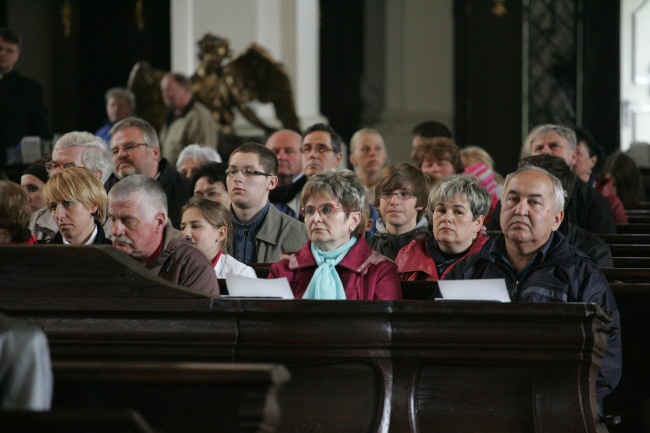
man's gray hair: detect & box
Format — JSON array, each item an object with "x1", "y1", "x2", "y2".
[
  {"x1": 503, "y1": 166, "x2": 565, "y2": 213},
  {"x1": 109, "y1": 116, "x2": 159, "y2": 149},
  {"x1": 427, "y1": 174, "x2": 491, "y2": 222},
  {"x1": 176, "y1": 144, "x2": 221, "y2": 170},
  {"x1": 105, "y1": 87, "x2": 136, "y2": 108},
  {"x1": 528, "y1": 124, "x2": 577, "y2": 150},
  {"x1": 53, "y1": 131, "x2": 113, "y2": 183},
  {"x1": 108, "y1": 174, "x2": 168, "y2": 220}
]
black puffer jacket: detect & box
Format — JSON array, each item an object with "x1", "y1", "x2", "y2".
[{"x1": 447, "y1": 231, "x2": 621, "y2": 404}]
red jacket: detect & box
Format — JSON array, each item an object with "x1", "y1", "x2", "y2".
[
  {"x1": 268, "y1": 237, "x2": 402, "y2": 300},
  {"x1": 395, "y1": 233, "x2": 488, "y2": 281},
  {"x1": 594, "y1": 177, "x2": 628, "y2": 224}
]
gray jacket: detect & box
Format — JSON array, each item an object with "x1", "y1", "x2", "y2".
[{"x1": 255, "y1": 204, "x2": 308, "y2": 263}]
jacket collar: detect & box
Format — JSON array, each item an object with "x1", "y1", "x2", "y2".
[{"x1": 288, "y1": 237, "x2": 376, "y2": 274}]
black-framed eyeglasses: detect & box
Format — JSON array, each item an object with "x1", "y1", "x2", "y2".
[
  {"x1": 301, "y1": 203, "x2": 351, "y2": 217},
  {"x1": 45, "y1": 160, "x2": 77, "y2": 172},
  {"x1": 300, "y1": 144, "x2": 335, "y2": 155},
  {"x1": 379, "y1": 191, "x2": 417, "y2": 200},
  {"x1": 225, "y1": 168, "x2": 272, "y2": 177},
  {"x1": 110, "y1": 142, "x2": 148, "y2": 157}
]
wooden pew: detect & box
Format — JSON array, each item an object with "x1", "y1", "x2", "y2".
[
  {"x1": 613, "y1": 257, "x2": 650, "y2": 268},
  {"x1": 616, "y1": 223, "x2": 650, "y2": 234},
  {"x1": 248, "y1": 263, "x2": 271, "y2": 279},
  {"x1": 0, "y1": 362, "x2": 289, "y2": 433},
  {"x1": 598, "y1": 234, "x2": 650, "y2": 245},
  {"x1": 3, "y1": 301, "x2": 612, "y2": 433},
  {"x1": 603, "y1": 283, "x2": 650, "y2": 433},
  {"x1": 52, "y1": 361, "x2": 288, "y2": 433},
  {"x1": 0, "y1": 408, "x2": 154, "y2": 433},
  {"x1": 601, "y1": 268, "x2": 650, "y2": 283},
  {"x1": 0, "y1": 245, "x2": 614, "y2": 433}
]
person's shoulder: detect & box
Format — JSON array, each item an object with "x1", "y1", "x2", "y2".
[
  {"x1": 166, "y1": 237, "x2": 205, "y2": 261},
  {"x1": 275, "y1": 206, "x2": 305, "y2": 229},
  {"x1": 351, "y1": 238, "x2": 395, "y2": 269},
  {"x1": 6, "y1": 70, "x2": 41, "y2": 88},
  {"x1": 221, "y1": 254, "x2": 257, "y2": 277}
]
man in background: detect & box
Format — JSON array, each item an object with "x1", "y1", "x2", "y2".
[
  {"x1": 0, "y1": 28, "x2": 50, "y2": 172},
  {"x1": 159, "y1": 73, "x2": 219, "y2": 166}
]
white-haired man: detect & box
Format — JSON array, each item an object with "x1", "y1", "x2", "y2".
[
  {"x1": 108, "y1": 174, "x2": 219, "y2": 296},
  {"x1": 29, "y1": 131, "x2": 113, "y2": 241}
]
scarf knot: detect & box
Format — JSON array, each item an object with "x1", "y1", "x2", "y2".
[{"x1": 302, "y1": 237, "x2": 358, "y2": 299}]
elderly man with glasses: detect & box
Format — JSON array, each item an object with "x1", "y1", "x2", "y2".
[
  {"x1": 106, "y1": 116, "x2": 191, "y2": 228},
  {"x1": 30, "y1": 131, "x2": 113, "y2": 242},
  {"x1": 227, "y1": 142, "x2": 307, "y2": 264}
]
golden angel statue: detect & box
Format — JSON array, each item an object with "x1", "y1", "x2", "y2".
[{"x1": 128, "y1": 33, "x2": 301, "y2": 135}]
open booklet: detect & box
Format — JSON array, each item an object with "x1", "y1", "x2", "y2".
[
  {"x1": 223, "y1": 273, "x2": 294, "y2": 299},
  {"x1": 437, "y1": 278, "x2": 511, "y2": 302}
]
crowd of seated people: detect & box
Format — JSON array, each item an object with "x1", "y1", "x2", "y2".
[{"x1": 2, "y1": 115, "x2": 639, "y2": 409}]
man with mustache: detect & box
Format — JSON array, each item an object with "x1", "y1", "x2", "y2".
[
  {"x1": 447, "y1": 166, "x2": 621, "y2": 408},
  {"x1": 108, "y1": 174, "x2": 219, "y2": 296},
  {"x1": 107, "y1": 117, "x2": 191, "y2": 228}
]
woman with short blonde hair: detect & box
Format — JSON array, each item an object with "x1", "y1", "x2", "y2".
[{"x1": 43, "y1": 167, "x2": 111, "y2": 245}]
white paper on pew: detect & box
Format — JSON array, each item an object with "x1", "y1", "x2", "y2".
[
  {"x1": 224, "y1": 273, "x2": 294, "y2": 299},
  {"x1": 437, "y1": 278, "x2": 511, "y2": 302}
]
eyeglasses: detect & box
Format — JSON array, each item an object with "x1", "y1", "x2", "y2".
[
  {"x1": 379, "y1": 191, "x2": 417, "y2": 200},
  {"x1": 110, "y1": 142, "x2": 148, "y2": 157},
  {"x1": 301, "y1": 203, "x2": 351, "y2": 217},
  {"x1": 300, "y1": 144, "x2": 335, "y2": 155},
  {"x1": 45, "y1": 160, "x2": 77, "y2": 172},
  {"x1": 225, "y1": 168, "x2": 272, "y2": 177}
]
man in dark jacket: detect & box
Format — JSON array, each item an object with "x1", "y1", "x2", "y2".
[
  {"x1": 0, "y1": 28, "x2": 50, "y2": 170},
  {"x1": 107, "y1": 116, "x2": 191, "y2": 228},
  {"x1": 517, "y1": 154, "x2": 613, "y2": 267},
  {"x1": 448, "y1": 166, "x2": 621, "y2": 406},
  {"x1": 108, "y1": 174, "x2": 219, "y2": 297}
]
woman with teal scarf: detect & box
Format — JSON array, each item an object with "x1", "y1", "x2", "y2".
[{"x1": 269, "y1": 169, "x2": 402, "y2": 300}]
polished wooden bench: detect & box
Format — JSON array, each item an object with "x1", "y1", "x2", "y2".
[
  {"x1": 0, "y1": 245, "x2": 615, "y2": 433},
  {"x1": 616, "y1": 223, "x2": 650, "y2": 234},
  {"x1": 0, "y1": 362, "x2": 289, "y2": 433},
  {"x1": 601, "y1": 267, "x2": 650, "y2": 283},
  {"x1": 613, "y1": 257, "x2": 650, "y2": 268},
  {"x1": 2, "y1": 297, "x2": 611, "y2": 433},
  {"x1": 0, "y1": 408, "x2": 154, "y2": 433},
  {"x1": 598, "y1": 233, "x2": 650, "y2": 244},
  {"x1": 603, "y1": 283, "x2": 650, "y2": 433}
]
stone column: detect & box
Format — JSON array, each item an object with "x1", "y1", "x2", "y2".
[{"x1": 375, "y1": 0, "x2": 454, "y2": 164}]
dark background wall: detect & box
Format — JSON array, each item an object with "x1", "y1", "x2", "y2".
[{"x1": 51, "y1": 0, "x2": 171, "y2": 134}]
